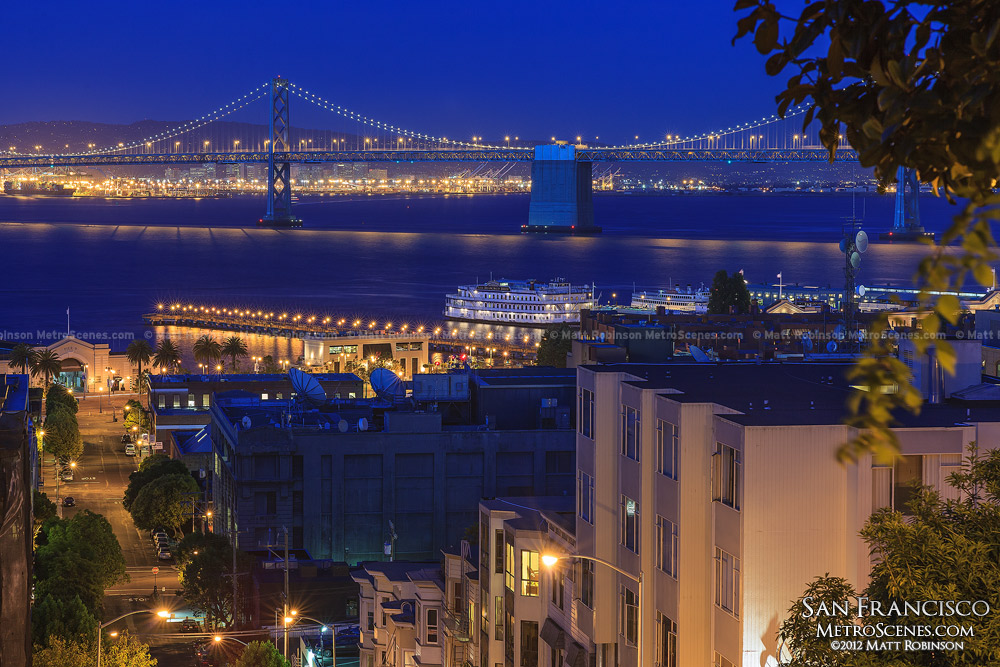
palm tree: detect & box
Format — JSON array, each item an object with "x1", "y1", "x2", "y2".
[
  {"x1": 220, "y1": 336, "x2": 248, "y2": 371},
  {"x1": 9, "y1": 343, "x2": 38, "y2": 375},
  {"x1": 152, "y1": 339, "x2": 182, "y2": 374},
  {"x1": 192, "y1": 335, "x2": 222, "y2": 372},
  {"x1": 126, "y1": 339, "x2": 153, "y2": 395},
  {"x1": 33, "y1": 350, "x2": 62, "y2": 390}
]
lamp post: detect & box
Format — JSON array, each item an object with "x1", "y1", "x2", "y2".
[
  {"x1": 98, "y1": 386, "x2": 104, "y2": 413},
  {"x1": 542, "y1": 553, "x2": 644, "y2": 667},
  {"x1": 214, "y1": 634, "x2": 249, "y2": 647},
  {"x1": 97, "y1": 609, "x2": 169, "y2": 667},
  {"x1": 291, "y1": 615, "x2": 335, "y2": 667}
]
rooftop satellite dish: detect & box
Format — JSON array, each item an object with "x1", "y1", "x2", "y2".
[
  {"x1": 289, "y1": 367, "x2": 326, "y2": 406},
  {"x1": 850, "y1": 251, "x2": 861, "y2": 269},
  {"x1": 833, "y1": 324, "x2": 845, "y2": 340},
  {"x1": 839, "y1": 238, "x2": 847, "y2": 253},
  {"x1": 370, "y1": 368, "x2": 405, "y2": 402},
  {"x1": 241, "y1": 415, "x2": 251, "y2": 429},
  {"x1": 338, "y1": 419, "x2": 349, "y2": 433},
  {"x1": 803, "y1": 336, "x2": 814, "y2": 352},
  {"x1": 858, "y1": 284, "x2": 867, "y2": 297},
  {"x1": 855, "y1": 230, "x2": 869, "y2": 253},
  {"x1": 358, "y1": 417, "x2": 369, "y2": 432},
  {"x1": 826, "y1": 340, "x2": 838, "y2": 353},
  {"x1": 689, "y1": 345, "x2": 710, "y2": 363}
]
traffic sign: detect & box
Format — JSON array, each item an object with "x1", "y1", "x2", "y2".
[{"x1": 152, "y1": 567, "x2": 159, "y2": 575}]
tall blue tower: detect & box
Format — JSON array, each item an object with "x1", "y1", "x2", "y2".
[{"x1": 259, "y1": 77, "x2": 301, "y2": 227}]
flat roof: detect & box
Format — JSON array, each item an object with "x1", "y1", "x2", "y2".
[
  {"x1": 473, "y1": 368, "x2": 576, "y2": 387},
  {"x1": 150, "y1": 373, "x2": 362, "y2": 385}
]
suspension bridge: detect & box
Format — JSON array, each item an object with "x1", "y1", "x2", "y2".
[{"x1": 0, "y1": 77, "x2": 885, "y2": 232}]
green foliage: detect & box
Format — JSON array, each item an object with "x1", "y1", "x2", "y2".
[
  {"x1": 31, "y1": 594, "x2": 97, "y2": 650},
  {"x1": 536, "y1": 324, "x2": 573, "y2": 367},
  {"x1": 123, "y1": 454, "x2": 190, "y2": 510},
  {"x1": 33, "y1": 489, "x2": 57, "y2": 541},
  {"x1": 122, "y1": 399, "x2": 151, "y2": 436},
  {"x1": 101, "y1": 630, "x2": 158, "y2": 667},
  {"x1": 234, "y1": 641, "x2": 290, "y2": 667},
  {"x1": 34, "y1": 349, "x2": 63, "y2": 388},
  {"x1": 779, "y1": 444, "x2": 1000, "y2": 665},
  {"x1": 126, "y1": 339, "x2": 153, "y2": 392},
  {"x1": 192, "y1": 334, "x2": 222, "y2": 368},
  {"x1": 45, "y1": 383, "x2": 78, "y2": 415},
  {"x1": 32, "y1": 636, "x2": 92, "y2": 667},
  {"x1": 734, "y1": 0, "x2": 1000, "y2": 461},
  {"x1": 221, "y1": 335, "x2": 249, "y2": 371},
  {"x1": 44, "y1": 404, "x2": 83, "y2": 461},
  {"x1": 259, "y1": 354, "x2": 281, "y2": 374},
  {"x1": 346, "y1": 355, "x2": 402, "y2": 384},
  {"x1": 179, "y1": 532, "x2": 250, "y2": 630},
  {"x1": 706, "y1": 269, "x2": 751, "y2": 315},
  {"x1": 151, "y1": 338, "x2": 182, "y2": 373},
  {"x1": 129, "y1": 472, "x2": 199, "y2": 532},
  {"x1": 10, "y1": 342, "x2": 39, "y2": 374}
]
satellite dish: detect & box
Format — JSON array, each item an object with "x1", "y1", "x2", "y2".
[
  {"x1": 850, "y1": 252, "x2": 861, "y2": 269},
  {"x1": 689, "y1": 345, "x2": 710, "y2": 363},
  {"x1": 855, "y1": 230, "x2": 869, "y2": 253},
  {"x1": 241, "y1": 415, "x2": 252, "y2": 429},
  {"x1": 338, "y1": 419, "x2": 349, "y2": 433},
  {"x1": 834, "y1": 324, "x2": 845, "y2": 340},
  {"x1": 288, "y1": 368, "x2": 327, "y2": 406},
  {"x1": 370, "y1": 368, "x2": 405, "y2": 402},
  {"x1": 839, "y1": 238, "x2": 847, "y2": 253},
  {"x1": 826, "y1": 340, "x2": 838, "y2": 353},
  {"x1": 858, "y1": 284, "x2": 867, "y2": 297},
  {"x1": 803, "y1": 336, "x2": 814, "y2": 351},
  {"x1": 358, "y1": 417, "x2": 369, "y2": 432}
]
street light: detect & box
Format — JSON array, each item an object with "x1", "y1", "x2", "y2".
[
  {"x1": 542, "y1": 553, "x2": 644, "y2": 667},
  {"x1": 214, "y1": 635, "x2": 249, "y2": 647},
  {"x1": 97, "y1": 609, "x2": 169, "y2": 667}
]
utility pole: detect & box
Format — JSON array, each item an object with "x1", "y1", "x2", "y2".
[
  {"x1": 232, "y1": 514, "x2": 238, "y2": 630},
  {"x1": 283, "y1": 526, "x2": 290, "y2": 660}
]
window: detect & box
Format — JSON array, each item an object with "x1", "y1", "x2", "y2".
[
  {"x1": 521, "y1": 550, "x2": 540, "y2": 596},
  {"x1": 620, "y1": 585, "x2": 638, "y2": 645},
  {"x1": 714, "y1": 547, "x2": 741, "y2": 617},
  {"x1": 367, "y1": 610, "x2": 374, "y2": 631},
  {"x1": 187, "y1": 394, "x2": 195, "y2": 408},
  {"x1": 202, "y1": 393, "x2": 210, "y2": 408},
  {"x1": 158, "y1": 394, "x2": 165, "y2": 409},
  {"x1": 495, "y1": 530, "x2": 504, "y2": 574},
  {"x1": 426, "y1": 608, "x2": 438, "y2": 644},
  {"x1": 712, "y1": 443, "x2": 741, "y2": 510},
  {"x1": 481, "y1": 514, "x2": 490, "y2": 571},
  {"x1": 621, "y1": 405, "x2": 640, "y2": 460},
  {"x1": 550, "y1": 570, "x2": 564, "y2": 610},
  {"x1": 550, "y1": 647, "x2": 564, "y2": 667},
  {"x1": 505, "y1": 541, "x2": 515, "y2": 590},
  {"x1": 520, "y1": 621, "x2": 539, "y2": 667},
  {"x1": 579, "y1": 388, "x2": 594, "y2": 438},
  {"x1": 620, "y1": 495, "x2": 639, "y2": 553},
  {"x1": 713, "y1": 653, "x2": 736, "y2": 667},
  {"x1": 580, "y1": 560, "x2": 594, "y2": 608},
  {"x1": 656, "y1": 516, "x2": 678, "y2": 577},
  {"x1": 261, "y1": 392, "x2": 269, "y2": 400},
  {"x1": 656, "y1": 612, "x2": 677, "y2": 667},
  {"x1": 578, "y1": 471, "x2": 594, "y2": 524},
  {"x1": 656, "y1": 420, "x2": 678, "y2": 480},
  {"x1": 381, "y1": 596, "x2": 389, "y2": 625},
  {"x1": 172, "y1": 394, "x2": 180, "y2": 408},
  {"x1": 494, "y1": 596, "x2": 503, "y2": 640}
]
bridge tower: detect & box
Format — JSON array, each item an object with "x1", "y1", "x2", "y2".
[
  {"x1": 880, "y1": 166, "x2": 931, "y2": 241},
  {"x1": 522, "y1": 144, "x2": 601, "y2": 234},
  {"x1": 259, "y1": 77, "x2": 301, "y2": 227}
]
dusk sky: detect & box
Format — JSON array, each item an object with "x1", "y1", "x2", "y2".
[{"x1": 4, "y1": 0, "x2": 790, "y2": 144}]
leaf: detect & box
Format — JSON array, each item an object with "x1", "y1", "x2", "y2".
[
  {"x1": 936, "y1": 294, "x2": 961, "y2": 325},
  {"x1": 754, "y1": 18, "x2": 779, "y2": 54}
]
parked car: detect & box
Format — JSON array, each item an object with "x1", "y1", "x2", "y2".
[
  {"x1": 61, "y1": 496, "x2": 75, "y2": 507},
  {"x1": 59, "y1": 469, "x2": 74, "y2": 482},
  {"x1": 125, "y1": 443, "x2": 136, "y2": 456},
  {"x1": 180, "y1": 618, "x2": 201, "y2": 633},
  {"x1": 158, "y1": 549, "x2": 173, "y2": 561}
]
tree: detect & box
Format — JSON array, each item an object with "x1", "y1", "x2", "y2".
[
  {"x1": 44, "y1": 405, "x2": 83, "y2": 461},
  {"x1": 34, "y1": 349, "x2": 62, "y2": 389},
  {"x1": 31, "y1": 594, "x2": 97, "y2": 650},
  {"x1": 123, "y1": 453, "x2": 190, "y2": 510},
  {"x1": 46, "y1": 383, "x2": 78, "y2": 415},
  {"x1": 100, "y1": 631, "x2": 157, "y2": 667},
  {"x1": 151, "y1": 338, "x2": 182, "y2": 374},
  {"x1": 707, "y1": 269, "x2": 751, "y2": 315},
  {"x1": 32, "y1": 636, "x2": 92, "y2": 667},
  {"x1": 536, "y1": 324, "x2": 573, "y2": 367},
  {"x1": 221, "y1": 335, "x2": 248, "y2": 371},
  {"x1": 234, "y1": 641, "x2": 290, "y2": 667},
  {"x1": 778, "y1": 444, "x2": 1000, "y2": 665},
  {"x1": 125, "y1": 339, "x2": 153, "y2": 393},
  {"x1": 192, "y1": 335, "x2": 222, "y2": 370},
  {"x1": 129, "y1": 472, "x2": 199, "y2": 533},
  {"x1": 122, "y1": 399, "x2": 151, "y2": 438},
  {"x1": 179, "y1": 532, "x2": 251, "y2": 630},
  {"x1": 10, "y1": 342, "x2": 38, "y2": 375},
  {"x1": 734, "y1": 1, "x2": 1000, "y2": 461},
  {"x1": 33, "y1": 549, "x2": 105, "y2": 615},
  {"x1": 33, "y1": 490, "x2": 57, "y2": 543},
  {"x1": 346, "y1": 355, "x2": 402, "y2": 385},
  {"x1": 260, "y1": 354, "x2": 281, "y2": 374}
]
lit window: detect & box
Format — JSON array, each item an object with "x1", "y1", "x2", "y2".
[
  {"x1": 520, "y1": 550, "x2": 539, "y2": 596},
  {"x1": 620, "y1": 495, "x2": 639, "y2": 553}
]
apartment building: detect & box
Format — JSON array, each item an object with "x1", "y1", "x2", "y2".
[{"x1": 575, "y1": 362, "x2": 1000, "y2": 667}]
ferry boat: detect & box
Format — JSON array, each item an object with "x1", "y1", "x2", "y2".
[
  {"x1": 444, "y1": 278, "x2": 595, "y2": 326},
  {"x1": 629, "y1": 286, "x2": 709, "y2": 313}
]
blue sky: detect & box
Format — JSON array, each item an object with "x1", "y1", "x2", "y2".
[{"x1": 3, "y1": 0, "x2": 789, "y2": 144}]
